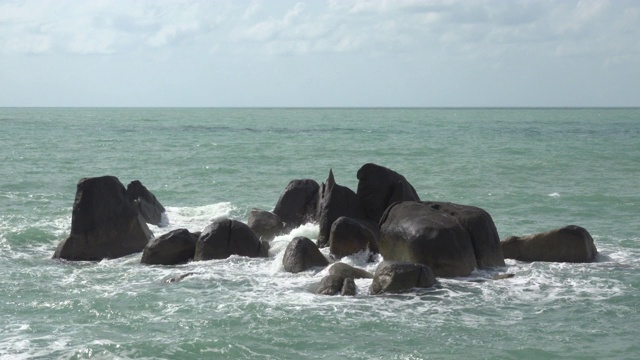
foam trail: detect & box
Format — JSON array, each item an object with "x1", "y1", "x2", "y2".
[{"x1": 149, "y1": 202, "x2": 237, "y2": 235}]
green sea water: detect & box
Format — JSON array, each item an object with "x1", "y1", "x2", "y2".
[{"x1": 0, "y1": 108, "x2": 639, "y2": 359}]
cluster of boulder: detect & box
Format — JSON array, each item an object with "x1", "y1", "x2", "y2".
[{"x1": 52, "y1": 163, "x2": 599, "y2": 296}]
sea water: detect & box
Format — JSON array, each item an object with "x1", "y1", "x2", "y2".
[{"x1": 0, "y1": 108, "x2": 638, "y2": 359}]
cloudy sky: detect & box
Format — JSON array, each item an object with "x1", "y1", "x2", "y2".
[{"x1": 1, "y1": 0, "x2": 639, "y2": 107}]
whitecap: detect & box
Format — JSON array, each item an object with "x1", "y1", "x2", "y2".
[{"x1": 149, "y1": 202, "x2": 238, "y2": 235}]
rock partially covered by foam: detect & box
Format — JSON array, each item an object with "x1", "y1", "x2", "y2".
[
  {"x1": 273, "y1": 179, "x2": 319, "y2": 231},
  {"x1": 328, "y1": 262, "x2": 373, "y2": 279},
  {"x1": 282, "y1": 236, "x2": 329, "y2": 273},
  {"x1": 328, "y1": 216, "x2": 379, "y2": 259},
  {"x1": 194, "y1": 219, "x2": 268, "y2": 261},
  {"x1": 501, "y1": 225, "x2": 598, "y2": 263},
  {"x1": 53, "y1": 176, "x2": 153, "y2": 261},
  {"x1": 370, "y1": 261, "x2": 436, "y2": 294}
]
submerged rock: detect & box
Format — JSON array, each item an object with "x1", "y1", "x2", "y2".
[
  {"x1": 162, "y1": 272, "x2": 195, "y2": 284},
  {"x1": 370, "y1": 261, "x2": 436, "y2": 295}
]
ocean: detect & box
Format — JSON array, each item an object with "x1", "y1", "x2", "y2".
[{"x1": 0, "y1": 107, "x2": 638, "y2": 359}]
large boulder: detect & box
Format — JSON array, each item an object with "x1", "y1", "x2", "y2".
[
  {"x1": 316, "y1": 170, "x2": 364, "y2": 248},
  {"x1": 141, "y1": 228, "x2": 198, "y2": 265},
  {"x1": 379, "y1": 201, "x2": 504, "y2": 277},
  {"x1": 370, "y1": 261, "x2": 436, "y2": 294},
  {"x1": 53, "y1": 176, "x2": 153, "y2": 261},
  {"x1": 194, "y1": 219, "x2": 268, "y2": 261},
  {"x1": 127, "y1": 180, "x2": 166, "y2": 226},
  {"x1": 328, "y1": 216, "x2": 379, "y2": 259},
  {"x1": 424, "y1": 201, "x2": 504, "y2": 269},
  {"x1": 501, "y1": 225, "x2": 598, "y2": 263},
  {"x1": 248, "y1": 209, "x2": 284, "y2": 242},
  {"x1": 282, "y1": 236, "x2": 329, "y2": 273},
  {"x1": 356, "y1": 163, "x2": 420, "y2": 223},
  {"x1": 273, "y1": 179, "x2": 319, "y2": 230}
]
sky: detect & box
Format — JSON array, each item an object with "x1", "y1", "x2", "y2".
[{"x1": 1, "y1": 0, "x2": 639, "y2": 107}]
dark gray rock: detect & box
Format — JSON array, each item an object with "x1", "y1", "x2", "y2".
[
  {"x1": 341, "y1": 278, "x2": 356, "y2": 296},
  {"x1": 248, "y1": 209, "x2": 284, "y2": 242},
  {"x1": 424, "y1": 201, "x2": 505, "y2": 269},
  {"x1": 379, "y1": 201, "x2": 476, "y2": 277},
  {"x1": 162, "y1": 272, "x2": 195, "y2": 284},
  {"x1": 316, "y1": 170, "x2": 364, "y2": 248},
  {"x1": 328, "y1": 262, "x2": 373, "y2": 279},
  {"x1": 379, "y1": 201, "x2": 504, "y2": 277},
  {"x1": 370, "y1": 261, "x2": 436, "y2": 294},
  {"x1": 194, "y1": 219, "x2": 267, "y2": 261},
  {"x1": 127, "y1": 180, "x2": 166, "y2": 226},
  {"x1": 282, "y1": 236, "x2": 329, "y2": 273},
  {"x1": 53, "y1": 176, "x2": 153, "y2": 261},
  {"x1": 141, "y1": 228, "x2": 197, "y2": 265},
  {"x1": 315, "y1": 274, "x2": 345, "y2": 295},
  {"x1": 501, "y1": 225, "x2": 598, "y2": 263},
  {"x1": 273, "y1": 179, "x2": 319, "y2": 230},
  {"x1": 329, "y1": 216, "x2": 379, "y2": 259},
  {"x1": 356, "y1": 163, "x2": 420, "y2": 223}
]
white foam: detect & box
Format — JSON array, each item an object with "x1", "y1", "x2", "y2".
[
  {"x1": 269, "y1": 222, "x2": 320, "y2": 274},
  {"x1": 548, "y1": 192, "x2": 560, "y2": 197},
  {"x1": 149, "y1": 202, "x2": 238, "y2": 235}
]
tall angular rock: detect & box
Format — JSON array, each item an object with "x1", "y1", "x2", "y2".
[
  {"x1": 316, "y1": 170, "x2": 364, "y2": 248},
  {"x1": 127, "y1": 180, "x2": 166, "y2": 226},
  {"x1": 53, "y1": 176, "x2": 153, "y2": 261}
]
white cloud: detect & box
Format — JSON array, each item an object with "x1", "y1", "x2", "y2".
[
  {"x1": 1, "y1": 0, "x2": 639, "y2": 106},
  {"x1": 0, "y1": 0, "x2": 229, "y2": 55}
]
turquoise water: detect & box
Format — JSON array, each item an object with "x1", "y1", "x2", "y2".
[{"x1": 1, "y1": 108, "x2": 639, "y2": 359}]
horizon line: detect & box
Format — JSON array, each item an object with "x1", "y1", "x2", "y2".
[{"x1": 2, "y1": 106, "x2": 639, "y2": 110}]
